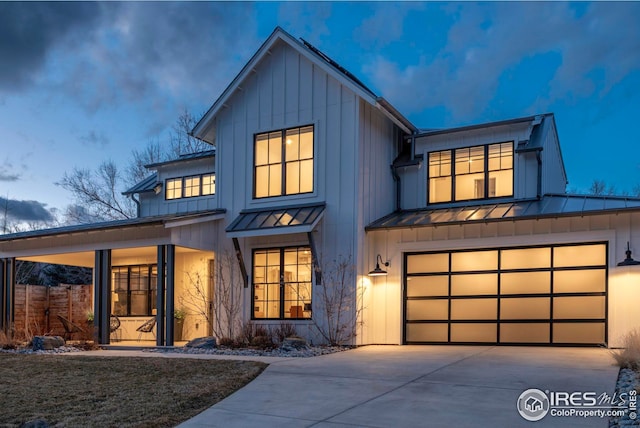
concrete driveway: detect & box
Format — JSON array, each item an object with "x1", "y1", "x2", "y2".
[{"x1": 178, "y1": 345, "x2": 619, "y2": 428}]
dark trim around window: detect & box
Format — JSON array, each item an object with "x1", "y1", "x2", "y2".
[
  {"x1": 164, "y1": 172, "x2": 215, "y2": 200},
  {"x1": 253, "y1": 125, "x2": 314, "y2": 199},
  {"x1": 427, "y1": 141, "x2": 513, "y2": 205},
  {"x1": 251, "y1": 245, "x2": 313, "y2": 320}
]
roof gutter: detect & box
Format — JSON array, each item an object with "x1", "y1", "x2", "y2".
[{"x1": 375, "y1": 97, "x2": 417, "y2": 134}]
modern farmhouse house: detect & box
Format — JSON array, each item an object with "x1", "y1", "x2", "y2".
[{"x1": 1, "y1": 27, "x2": 639, "y2": 347}]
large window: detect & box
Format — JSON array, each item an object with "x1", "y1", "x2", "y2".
[
  {"x1": 428, "y1": 142, "x2": 513, "y2": 203},
  {"x1": 112, "y1": 265, "x2": 157, "y2": 316},
  {"x1": 254, "y1": 125, "x2": 314, "y2": 198},
  {"x1": 252, "y1": 246, "x2": 312, "y2": 319},
  {"x1": 165, "y1": 173, "x2": 215, "y2": 200}
]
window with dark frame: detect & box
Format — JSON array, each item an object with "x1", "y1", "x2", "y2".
[
  {"x1": 164, "y1": 173, "x2": 216, "y2": 200},
  {"x1": 112, "y1": 265, "x2": 158, "y2": 316},
  {"x1": 428, "y1": 141, "x2": 513, "y2": 204},
  {"x1": 254, "y1": 125, "x2": 314, "y2": 199},
  {"x1": 166, "y1": 178, "x2": 182, "y2": 200},
  {"x1": 252, "y1": 246, "x2": 312, "y2": 320}
]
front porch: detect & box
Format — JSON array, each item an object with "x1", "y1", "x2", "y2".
[{"x1": 0, "y1": 213, "x2": 222, "y2": 347}]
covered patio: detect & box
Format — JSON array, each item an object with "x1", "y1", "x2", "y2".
[{"x1": 0, "y1": 211, "x2": 222, "y2": 347}]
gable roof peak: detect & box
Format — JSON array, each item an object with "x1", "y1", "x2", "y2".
[{"x1": 191, "y1": 26, "x2": 415, "y2": 142}]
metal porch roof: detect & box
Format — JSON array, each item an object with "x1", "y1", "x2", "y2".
[
  {"x1": 0, "y1": 209, "x2": 226, "y2": 242},
  {"x1": 366, "y1": 194, "x2": 640, "y2": 231},
  {"x1": 226, "y1": 203, "x2": 325, "y2": 238}
]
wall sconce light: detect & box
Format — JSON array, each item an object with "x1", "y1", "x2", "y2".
[
  {"x1": 153, "y1": 183, "x2": 163, "y2": 195},
  {"x1": 618, "y1": 242, "x2": 640, "y2": 266},
  {"x1": 368, "y1": 254, "x2": 389, "y2": 276}
]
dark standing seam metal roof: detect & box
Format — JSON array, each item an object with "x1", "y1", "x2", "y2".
[
  {"x1": 144, "y1": 149, "x2": 215, "y2": 169},
  {"x1": 0, "y1": 209, "x2": 226, "y2": 242},
  {"x1": 122, "y1": 173, "x2": 158, "y2": 195},
  {"x1": 226, "y1": 203, "x2": 325, "y2": 235},
  {"x1": 365, "y1": 194, "x2": 640, "y2": 231}
]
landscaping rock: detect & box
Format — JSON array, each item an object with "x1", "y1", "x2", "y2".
[
  {"x1": 281, "y1": 336, "x2": 310, "y2": 351},
  {"x1": 31, "y1": 336, "x2": 65, "y2": 351},
  {"x1": 185, "y1": 336, "x2": 217, "y2": 349},
  {"x1": 20, "y1": 419, "x2": 49, "y2": 428}
]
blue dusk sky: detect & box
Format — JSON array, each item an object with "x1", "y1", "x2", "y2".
[{"x1": 1, "y1": 2, "x2": 639, "y2": 225}]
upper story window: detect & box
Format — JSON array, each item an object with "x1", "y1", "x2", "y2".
[
  {"x1": 428, "y1": 142, "x2": 513, "y2": 204},
  {"x1": 165, "y1": 173, "x2": 215, "y2": 200},
  {"x1": 254, "y1": 125, "x2": 314, "y2": 199}
]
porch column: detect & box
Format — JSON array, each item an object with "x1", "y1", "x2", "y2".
[
  {"x1": 156, "y1": 245, "x2": 166, "y2": 346},
  {"x1": 94, "y1": 250, "x2": 111, "y2": 344},
  {"x1": 165, "y1": 244, "x2": 175, "y2": 346},
  {"x1": 0, "y1": 259, "x2": 6, "y2": 332},
  {"x1": 3, "y1": 258, "x2": 15, "y2": 334}
]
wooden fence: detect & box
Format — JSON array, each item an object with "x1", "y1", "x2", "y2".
[{"x1": 13, "y1": 284, "x2": 93, "y2": 337}]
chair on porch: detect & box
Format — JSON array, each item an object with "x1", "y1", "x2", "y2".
[
  {"x1": 110, "y1": 315, "x2": 121, "y2": 342},
  {"x1": 57, "y1": 315, "x2": 85, "y2": 341},
  {"x1": 136, "y1": 317, "x2": 156, "y2": 341}
]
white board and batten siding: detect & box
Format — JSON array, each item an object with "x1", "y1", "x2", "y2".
[
  {"x1": 139, "y1": 158, "x2": 217, "y2": 217},
  {"x1": 213, "y1": 38, "x2": 393, "y2": 263},
  {"x1": 400, "y1": 115, "x2": 568, "y2": 210},
  {"x1": 364, "y1": 211, "x2": 640, "y2": 347}
]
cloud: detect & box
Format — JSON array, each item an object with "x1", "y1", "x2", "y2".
[
  {"x1": 52, "y1": 3, "x2": 259, "y2": 114},
  {"x1": 277, "y1": 3, "x2": 332, "y2": 42},
  {"x1": 79, "y1": 130, "x2": 109, "y2": 148},
  {"x1": 0, "y1": 2, "x2": 103, "y2": 92},
  {"x1": 0, "y1": 2, "x2": 261, "y2": 131},
  {"x1": 0, "y1": 197, "x2": 53, "y2": 222},
  {"x1": 352, "y1": 3, "x2": 425, "y2": 50},
  {"x1": 0, "y1": 159, "x2": 20, "y2": 181},
  {"x1": 361, "y1": 2, "x2": 640, "y2": 125}
]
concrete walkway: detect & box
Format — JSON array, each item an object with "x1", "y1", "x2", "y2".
[{"x1": 177, "y1": 345, "x2": 619, "y2": 428}]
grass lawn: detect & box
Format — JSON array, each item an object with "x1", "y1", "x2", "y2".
[{"x1": 0, "y1": 354, "x2": 267, "y2": 427}]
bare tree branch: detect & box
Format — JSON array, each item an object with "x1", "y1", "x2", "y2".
[{"x1": 58, "y1": 160, "x2": 136, "y2": 221}]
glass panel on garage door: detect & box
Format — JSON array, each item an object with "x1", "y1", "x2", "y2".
[{"x1": 404, "y1": 242, "x2": 607, "y2": 345}]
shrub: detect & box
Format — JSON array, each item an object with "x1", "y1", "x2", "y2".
[
  {"x1": 218, "y1": 337, "x2": 237, "y2": 348},
  {"x1": 238, "y1": 322, "x2": 256, "y2": 346},
  {"x1": 273, "y1": 323, "x2": 298, "y2": 343},
  {"x1": 611, "y1": 330, "x2": 640, "y2": 369},
  {"x1": 0, "y1": 330, "x2": 17, "y2": 350},
  {"x1": 250, "y1": 335, "x2": 276, "y2": 350}
]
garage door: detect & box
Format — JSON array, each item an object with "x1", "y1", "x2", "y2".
[{"x1": 404, "y1": 242, "x2": 607, "y2": 346}]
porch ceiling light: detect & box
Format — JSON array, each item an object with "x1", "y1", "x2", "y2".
[
  {"x1": 368, "y1": 254, "x2": 389, "y2": 277},
  {"x1": 618, "y1": 242, "x2": 640, "y2": 267}
]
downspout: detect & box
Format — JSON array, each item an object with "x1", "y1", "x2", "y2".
[
  {"x1": 129, "y1": 194, "x2": 141, "y2": 217},
  {"x1": 536, "y1": 149, "x2": 543, "y2": 200},
  {"x1": 391, "y1": 165, "x2": 401, "y2": 212}
]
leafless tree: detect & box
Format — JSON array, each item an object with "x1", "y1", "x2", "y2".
[
  {"x1": 312, "y1": 254, "x2": 364, "y2": 346},
  {"x1": 58, "y1": 160, "x2": 136, "y2": 221},
  {"x1": 179, "y1": 251, "x2": 242, "y2": 340},
  {"x1": 589, "y1": 179, "x2": 619, "y2": 196},
  {"x1": 214, "y1": 250, "x2": 243, "y2": 339},
  {"x1": 58, "y1": 111, "x2": 210, "y2": 225},
  {"x1": 179, "y1": 267, "x2": 214, "y2": 336},
  {"x1": 125, "y1": 140, "x2": 165, "y2": 187},
  {"x1": 168, "y1": 110, "x2": 211, "y2": 157}
]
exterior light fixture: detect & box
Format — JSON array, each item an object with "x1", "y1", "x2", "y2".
[
  {"x1": 368, "y1": 254, "x2": 389, "y2": 276},
  {"x1": 153, "y1": 183, "x2": 163, "y2": 195},
  {"x1": 618, "y1": 242, "x2": 640, "y2": 266}
]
